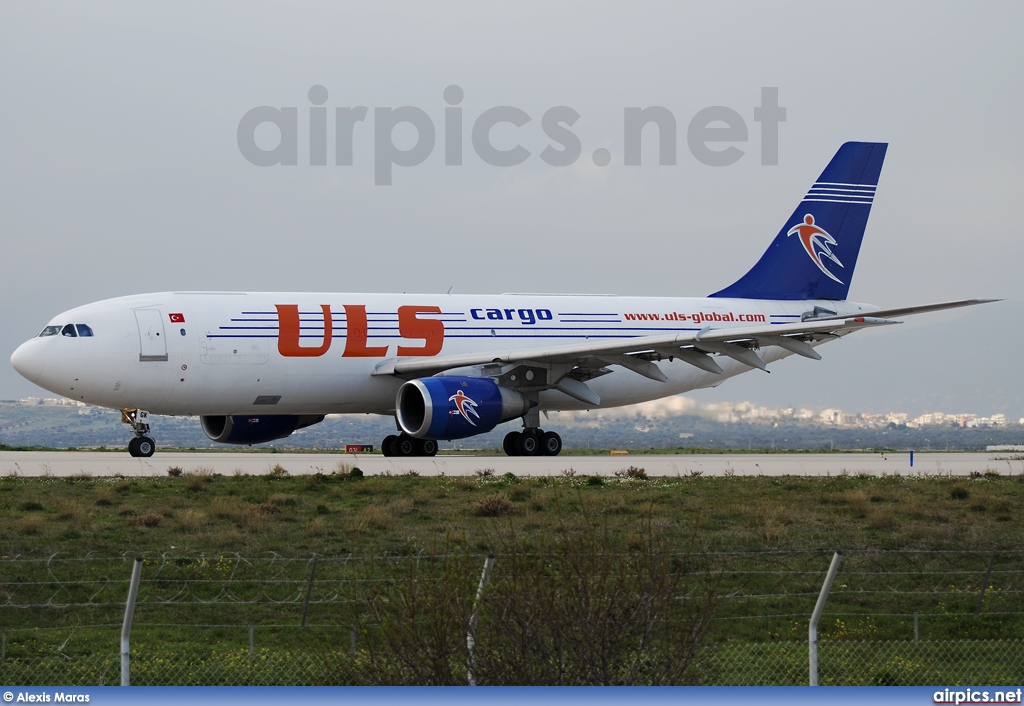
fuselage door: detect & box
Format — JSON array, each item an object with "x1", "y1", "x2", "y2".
[{"x1": 135, "y1": 309, "x2": 168, "y2": 362}]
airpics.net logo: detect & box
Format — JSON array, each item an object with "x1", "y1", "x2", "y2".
[{"x1": 237, "y1": 85, "x2": 787, "y2": 185}]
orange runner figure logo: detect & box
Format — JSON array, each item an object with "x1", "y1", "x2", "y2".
[
  {"x1": 449, "y1": 389, "x2": 481, "y2": 426},
  {"x1": 787, "y1": 214, "x2": 844, "y2": 284}
]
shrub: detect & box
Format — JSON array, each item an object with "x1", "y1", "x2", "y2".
[
  {"x1": 166, "y1": 466, "x2": 184, "y2": 477},
  {"x1": 349, "y1": 467, "x2": 364, "y2": 479},
  {"x1": 586, "y1": 475, "x2": 605, "y2": 487},
  {"x1": 269, "y1": 464, "x2": 288, "y2": 477},
  {"x1": 472, "y1": 493, "x2": 515, "y2": 517},
  {"x1": 475, "y1": 468, "x2": 496, "y2": 478},
  {"x1": 950, "y1": 485, "x2": 970, "y2": 500},
  {"x1": 614, "y1": 465, "x2": 648, "y2": 480}
]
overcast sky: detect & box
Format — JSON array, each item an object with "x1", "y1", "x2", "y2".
[{"x1": 2, "y1": 1, "x2": 1022, "y2": 419}]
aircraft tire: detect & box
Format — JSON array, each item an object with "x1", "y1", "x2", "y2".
[
  {"x1": 127, "y1": 438, "x2": 141, "y2": 457},
  {"x1": 503, "y1": 432, "x2": 521, "y2": 456},
  {"x1": 136, "y1": 436, "x2": 156, "y2": 458},
  {"x1": 418, "y1": 439, "x2": 438, "y2": 457},
  {"x1": 541, "y1": 431, "x2": 562, "y2": 456},
  {"x1": 382, "y1": 435, "x2": 398, "y2": 457},
  {"x1": 516, "y1": 432, "x2": 540, "y2": 456},
  {"x1": 393, "y1": 435, "x2": 417, "y2": 456}
]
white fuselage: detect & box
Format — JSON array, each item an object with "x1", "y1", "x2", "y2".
[{"x1": 10, "y1": 291, "x2": 879, "y2": 417}]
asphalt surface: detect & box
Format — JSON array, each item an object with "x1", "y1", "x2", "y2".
[{"x1": 0, "y1": 451, "x2": 1020, "y2": 477}]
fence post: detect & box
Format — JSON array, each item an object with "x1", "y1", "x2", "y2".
[
  {"x1": 249, "y1": 624, "x2": 255, "y2": 657},
  {"x1": 121, "y1": 557, "x2": 143, "y2": 687},
  {"x1": 301, "y1": 556, "x2": 318, "y2": 628},
  {"x1": 466, "y1": 554, "x2": 496, "y2": 687},
  {"x1": 809, "y1": 550, "x2": 843, "y2": 686}
]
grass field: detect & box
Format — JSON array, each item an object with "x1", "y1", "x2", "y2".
[{"x1": 0, "y1": 462, "x2": 1022, "y2": 684}]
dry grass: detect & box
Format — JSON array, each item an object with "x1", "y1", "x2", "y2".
[
  {"x1": 841, "y1": 491, "x2": 870, "y2": 517},
  {"x1": 94, "y1": 487, "x2": 116, "y2": 506},
  {"x1": 54, "y1": 498, "x2": 90, "y2": 526},
  {"x1": 868, "y1": 508, "x2": 897, "y2": 529},
  {"x1": 185, "y1": 467, "x2": 213, "y2": 491},
  {"x1": 307, "y1": 517, "x2": 330, "y2": 536},
  {"x1": 210, "y1": 496, "x2": 277, "y2": 530},
  {"x1": 14, "y1": 514, "x2": 44, "y2": 535},
  {"x1": 751, "y1": 500, "x2": 793, "y2": 541},
  {"x1": 177, "y1": 509, "x2": 207, "y2": 532},
  {"x1": 352, "y1": 505, "x2": 396, "y2": 531},
  {"x1": 128, "y1": 511, "x2": 163, "y2": 528},
  {"x1": 269, "y1": 464, "x2": 288, "y2": 477},
  {"x1": 388, "y1": 497, "x2": 414, "y2": 516},
  {"x1": 211, "y1": 496, "x2": 243, "y2": 519},
  {"x1": 472, "y1": 493, "x2": 515, "y2": 517},
  {"x1": 267, "y1": 493, "x2": 299, "y2": 507}
]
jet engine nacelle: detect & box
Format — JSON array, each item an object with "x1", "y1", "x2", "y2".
[
  {"x1": 396, "y1": 377, "x2": 532, "y2": 440},
  {"x1": 200, "y1": 414, "x2": 326, "y2": 445}
]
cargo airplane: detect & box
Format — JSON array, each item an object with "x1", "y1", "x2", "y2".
[{"x1": 9, "y1": 142, "x2": 995, "y2": 457}]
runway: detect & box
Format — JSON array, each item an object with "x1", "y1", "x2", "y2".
[{"x1": 0, "y1": 451, "x2": 1021, "y2": 478}]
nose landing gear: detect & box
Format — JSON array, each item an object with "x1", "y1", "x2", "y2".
[{"x1": 122, "y1": 409, "x2": 157, "y2": 458}]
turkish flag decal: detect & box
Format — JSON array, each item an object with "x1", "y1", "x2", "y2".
[{"x1": 169, "y1": 313, "x2": 185, "y2": 323}]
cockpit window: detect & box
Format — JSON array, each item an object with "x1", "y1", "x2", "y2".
[
  {"x1": 61, "y1": 324, "x2": 77, "y2": 337},
  {"x1": 39, "y1": 325, "x2": 61, "y2": 337},
  {"x1": 76, "y1": 324, "x2": 94, "y2": 337}
]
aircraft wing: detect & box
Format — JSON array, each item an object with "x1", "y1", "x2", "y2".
[
  {"x1": 816, "y1": 298, "x2": 1001, "y2": 321},
  {"x1": 372, "y1": 316, "x2": 897, "y2": 404}
]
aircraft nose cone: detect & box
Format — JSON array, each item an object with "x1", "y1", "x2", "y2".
[{"x1": 10, "y1": 340, "x2": 45, "y2": 384}]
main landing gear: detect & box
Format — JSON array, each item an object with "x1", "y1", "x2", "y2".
[
  {"x1": 503, "y1": 429, "x2": 562, "y2": 456},
  {"x1": 122, "y1": 409, "x2": 156, "y2": 458},
  {"x1": 381, "y1": 434, "x2": 438, "y2": 457}
]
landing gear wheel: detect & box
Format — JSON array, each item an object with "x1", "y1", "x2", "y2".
[
  {"x1": 393, "y1": 435, "x2": 417, "y2": 457},
  {"x1": 516, "y1": 432, "x2": 540, "y2": 456},
  {"x1": 503, "y1": 432, "x2": 521, "y2": 456},
  {"x1": 417, "y1": 439, "x2": 438, "y2": 457},
  {"x1": 382, "y1": 435, "x2": 398, "y2": 457},
  {"x1": 541, "y1": 431, "x2": 562, "y2": 456},
  {"x1": 128, "y1": 436, "x2": 156, "y2": 458},
  {"x1": 136, "y1": 437, "x2": 156, "y2": 458}
]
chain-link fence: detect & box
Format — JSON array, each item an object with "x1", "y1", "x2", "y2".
[
  {"x1": 1, "y1": 549, "x2": 1022, "y2": 685},
  {"x1": 3, "y1": 639, "x2": 1022, "y2": 686}
]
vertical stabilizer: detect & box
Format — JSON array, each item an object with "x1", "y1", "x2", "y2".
[{"x1": 710, "y1": 142, "x2": 887, "y2": 300}]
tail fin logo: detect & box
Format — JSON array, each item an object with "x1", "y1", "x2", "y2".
[
  {"x1": 449, "y1": 389, "x2": 481, "y2": 426},
  {"x1": 787, "y1": 214, "x2": 845, "y2": 284}
]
